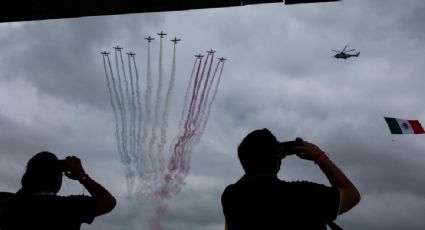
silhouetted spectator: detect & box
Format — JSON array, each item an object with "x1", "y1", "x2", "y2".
[
  {"x1": 0, "y1": 151, "x2": 116, "y2": 230},
  {"x1": 222, "y1": 129, "x2": 360, "y2": 230}
]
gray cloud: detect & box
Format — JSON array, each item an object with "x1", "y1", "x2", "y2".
[{"x1": 1, "y1": 1, "x2": 425, "y2": 230}]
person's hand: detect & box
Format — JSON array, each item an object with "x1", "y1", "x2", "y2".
[
  {"x1": 292, "y1": 138, "x2": 323, "y2": 161},
  {"x1": 64, "y1": 156, "x2": 87, "y2": 181}
]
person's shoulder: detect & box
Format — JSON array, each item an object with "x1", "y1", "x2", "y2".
[
  {"x1": 222, "y1": 182, "x2": 244, "y2": 199},
  {"x1": 223, "y1": 183, "x2": 238, "y2": 193},
  {"x1": 56, "y1": 195, "x2": 94, "y2": 202},
  {"x1": 285, "y1": 180, "x2": 333, "y2": 190}
]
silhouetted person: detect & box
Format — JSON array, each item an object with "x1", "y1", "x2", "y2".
[
  {"x1": 0, "y1": 151, "x2": 116, "y2": 230},
  {"x1": 222, "y1": 129, "x2": 360, "y2": 230}
]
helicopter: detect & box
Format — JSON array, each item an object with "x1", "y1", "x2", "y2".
[{"x1": 332, "y1": 45, "x2": 360, "y2": 59}]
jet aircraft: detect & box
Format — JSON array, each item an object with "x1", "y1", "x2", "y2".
[
  {"x1": 157, "y1": 31, "x2": 167, "y2": 38},
  {"x1": 144, "y1": 36, "x2": 154, "y2": 42},
  {"x1": 171, "y1": 37, "x2": 181, "y2": 44}
]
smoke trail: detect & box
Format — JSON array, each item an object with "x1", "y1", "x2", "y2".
[
  {"x1": 102, "y1": 53, "x2": 123, "y2": 163},
  {"x1": 131, "y1": 54, "x2": 144, "y2": 179},
  {"x1": 147, "y1": 32, "x2": 165, "y2": 186},
  {"x1": 192, "y1": 52, "x2": 215, "y2": 130},
  {"x1": 194, "y1": 58, "x2": 221, "y2": 134},
  {"x1": 201, "y1": 60, "x2": 225, "y2": 134},
  {"x1": 127, "y1": 52, "x2": 138, "y2": 170},
  {"x1": 102, "y1": 43, "x2": 226, "y2": 230},
  {"x1": 113, "y1": 47, "x2": 129, "y2": 176},
  {"x1": 157, "y1": 40, "x2": 178, "y2": 174},
  {"x1": 184, "y1": 56, "x2": 203, "y2": 132},
  {"x1": 178, "y1": 57, "x2": 199, "y2": 129},
  {"x1": 105, "y1": 53, "x2": 135, "y2": 194},
  {"x1": 169, "y1": 58, "x2": 203, "y2": 174},
  {"x1": 141, "y1": 40, "x2": 153, "y2": 146},
  {"x1": 117, "y1": 49, "x2": 132, "y2": 176},
  {"x1": 139, "y1": 39, "x2": 154, "y2": 195},
  {"x1": 160, "y1": 54, "x2": 226, "y2": 200}
]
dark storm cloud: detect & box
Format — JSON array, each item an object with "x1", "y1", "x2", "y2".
[
  {"x1": 1, "y1": 1, "x2": 425, "y2": 230},
  {"x1": 0, "y1": 14, "x2": 164, "y2": 110}
]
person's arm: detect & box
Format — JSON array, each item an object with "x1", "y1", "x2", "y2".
[
  {"x1": 293, "y1": 138, "x2": 361, "y2": 215},
  {"x1": 65, "y1": 156, "x2": 117, "y2": 216}
]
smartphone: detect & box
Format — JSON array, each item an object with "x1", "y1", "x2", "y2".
[
  {"x1": 57, "y1": 159, "x2": 69, "y2": 172},
  {"x1": 278, "y1": 141, "x2": 301, "y2": 156}
]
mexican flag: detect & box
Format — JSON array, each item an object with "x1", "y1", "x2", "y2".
[{"x1": 384, "y1": 117, "x2": 425, "y2": 134}]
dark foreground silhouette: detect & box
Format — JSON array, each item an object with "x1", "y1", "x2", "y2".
[
  {"x1": 222, "y1": 129, "x2": 360, "y2": 230},
  {"x1": 0, "y1": 151, "x2": 116, "y2": 230}
]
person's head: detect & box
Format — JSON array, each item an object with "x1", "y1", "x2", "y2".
[
  {"x1": 21, "y1": 151, "x2": 63, "y2": 194},
  {"x1": 238, "y1": 129, "x2": 281, "y2": 176}
]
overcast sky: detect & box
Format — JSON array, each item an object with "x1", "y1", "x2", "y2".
[{"x1": 1, "y1": 0, "x2": 425, "y2": 229}]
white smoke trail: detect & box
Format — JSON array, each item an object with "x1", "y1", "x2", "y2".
[
  {"x1": 157, "y1": 41, "x2": 177, "y2": 175},
  {"x1": 178, "y1": 57, "x2": 199, "y2": 129},
  {"x1": 127, "y1": 53, "x2": 138, "y2": 170},
  {"x1": 131, "y1": 54, "x2": 144, "y2": 179},
  {"x1": 147, "y1": 32, "x2": 165, "y2": 190},
  {"x1": 140, "y1": 39, "x2": 154, "y2": 191},
  {"x1": 200, "y1": 60, "x2": 225, "y2": 134}
]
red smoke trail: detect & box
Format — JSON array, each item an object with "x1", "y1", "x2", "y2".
[
  {"x1": 175, "y1": 55, "x2": 215, "y2": 177},
  {"x1": 196, "y1": 59, "x2": 221, "y2": 133},
  {"x1": 184, "y1": 56, "x2": 203, "y2": 132},
  {"x1": 156, "y1": 52, "x2": 223, "y2": 201},
  {"x1": 187, "y1": 55, "x2": 210, "y2": 130},
  {"x1": 178, "y1": 57, "x2": 200, "y2": 130},
  {"x1": 192, "y1": 53, "x2": 215, "y2": 130},
  {"x1": 169, "y1": 60, "x2": 201, "y2": 173}
]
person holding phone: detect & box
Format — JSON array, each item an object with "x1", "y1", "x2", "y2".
[
  {"x1": 0, "y1": 151, "x2": 116, "y2": 230},
  {"x1": 221, "y1": 129, "x2": 360, "y2": 230}
]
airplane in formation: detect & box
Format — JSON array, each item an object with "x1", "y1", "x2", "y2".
[
  {"x1": 195, "y1": 54, "x2": 204, "y2": 59},
  {"x1": 206, "y1": 49, "x2": 216, "y2": 54},
  {"x1": 126, "y1": 51, "x2": 135, "y2": 57},
  {"x1": 332, "y1": 45, "x2": 360, "y2": 59},
  {"x1": 157, "y1": 31, "x2": 167, "y2": 38},
  {"x1": 100, "y1": 51, "x2": 110, "y2": 55},
  {"x1": 171, "y1": 37, "x2": 181, "y2": 44},
  {"x1": 113, "y1": 45, "x2": 123, "y2": 50},
  {"x1": 144, "y1": 36, "x2": 154, "y2": 42},
  {"x1": 218, "y1": 57, "x2": 227, "y2": 62}
]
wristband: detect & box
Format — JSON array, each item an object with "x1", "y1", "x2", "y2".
[{"x1": 314, "y1": 152, "x2": 329, "y2": 164}]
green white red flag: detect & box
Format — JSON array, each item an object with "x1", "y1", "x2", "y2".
[{"x1": 384, "y1": 117, "x2": 425, "y2": 134}]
